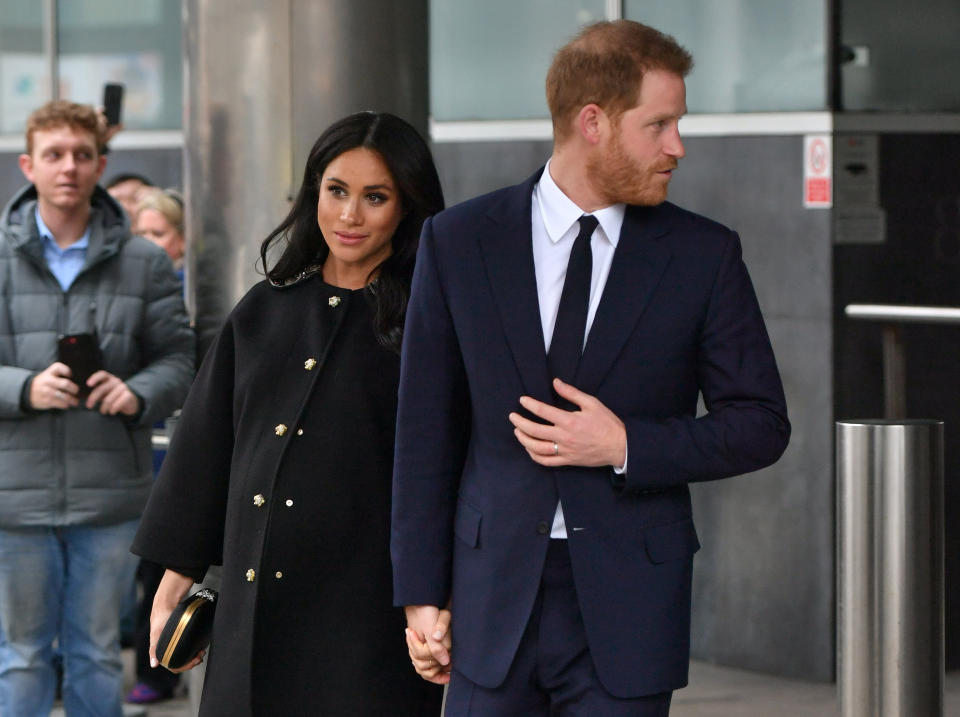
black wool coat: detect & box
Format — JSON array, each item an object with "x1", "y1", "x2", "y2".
[{"x1": 133, "y1": 274, "x2": 441, "y2": 716}]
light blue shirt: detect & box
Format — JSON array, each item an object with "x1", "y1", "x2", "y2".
[{"x1": 36, "y1": 207, "x2": 90, "y2": 291}]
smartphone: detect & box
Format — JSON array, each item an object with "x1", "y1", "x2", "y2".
[
  {"x1": 57, "y1": 333, "x2": 103, "y2": 398},
  {"x1": 103, "y1": 83, "x2": 124, "y2": 127}
]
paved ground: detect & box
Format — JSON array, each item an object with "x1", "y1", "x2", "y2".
[
  {"x1": 50, "y1": 653, "x2": 960, "y2": 716},
  {"x1": 674, "y1": 662, "x2": 960, "y2": 716}
]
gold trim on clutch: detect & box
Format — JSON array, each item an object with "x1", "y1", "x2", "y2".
[{"x1": 160, "y1": 597, "x2": 205, "y2": 668}]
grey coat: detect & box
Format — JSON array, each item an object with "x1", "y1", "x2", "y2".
[{"x1": 0, "y1": 184, "x2": 195, "y2": 527}]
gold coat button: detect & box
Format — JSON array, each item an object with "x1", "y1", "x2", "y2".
[
  {"x1": 245, "y1": 569, "x2": 256, "y2": 582},
  {"x1": 328, "y1": 296, "x2": 341, "y2": 307},
  {"x1": 275, "y1": 424, "x2": 287, "y2": 436},
  {"x1": 275, "y1": 571, "x2": 283, "y2": 579},
  {"x1": 253, "y1": 494, "x2": 265, "y2": 507},
  {"x1": 285, "y1": 499, "x2": 293, "y2": 507},
  {"x1": 304, "y1": 358, "x2": 317, "y2": 370},
  {"x1": 296, "y1": 428, "x2": 303, "y2": 436}
]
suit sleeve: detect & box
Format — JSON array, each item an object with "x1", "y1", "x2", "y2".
[
  {"x1": 618, "y1": 231, "x2": 790, "y2": 493},
  {"x1": 391, "y1": 217, "x2": 471, "y2": 608}
]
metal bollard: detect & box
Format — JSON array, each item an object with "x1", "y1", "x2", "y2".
[{"x1": 837, "y1": 420, "x2": 944, "y2": 717}]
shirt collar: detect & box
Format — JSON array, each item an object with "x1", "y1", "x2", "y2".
[
  {"x1": 35, "y1": 206, "x2": 90, "y2": 252},
  {"x1": 536, "y1": 159, "x2": 626, "y2": 247}
]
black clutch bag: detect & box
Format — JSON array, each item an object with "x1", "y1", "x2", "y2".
[{"x1": 156, "y1": 588, "x2": 218, "y2": 670}]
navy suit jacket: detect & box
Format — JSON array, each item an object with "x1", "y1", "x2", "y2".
[{"x1": 391, "y1": 168, "x2": 790, "y2": 697}]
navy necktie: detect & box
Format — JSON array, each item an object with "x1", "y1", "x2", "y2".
[{"x1": 547, "y1": 215, "x2": 598, "y2": 396}]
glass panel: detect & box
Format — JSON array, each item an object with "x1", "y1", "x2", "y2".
[
  {"x1": 842, "y1": 0, "x2": 960, "y2": 111},
  {"x1": 431, "y1": 0, "x2": 607, "y2": 121},
  {"x1": 57, "y1": 0, "x2": 182, "y2": 130},
  {"x1": 0, "y1": 1, "x2": 45, "y2": 133},
  {"x1": 626, "y1": 0, "x2": 828, "y2": 113}
]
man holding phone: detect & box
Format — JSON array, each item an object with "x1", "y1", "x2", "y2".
[{"x1": 0, "y1": 100, "x2": 194, "y2": 717}]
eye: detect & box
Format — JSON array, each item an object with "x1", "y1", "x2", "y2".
[
  {"x1": 326, "y1": 185, "x2": 347, "y2": 198},
  {"x1": 366, "y1": 193, "x2": 388, "y2": 205}
]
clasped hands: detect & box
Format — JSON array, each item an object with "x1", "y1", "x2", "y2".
[
  {"x1": 29, "y1": 361, "x2": 139, "y2": 416},
  {"x1": 405, "y1": 605, "x2": 453, "y2": 684}
]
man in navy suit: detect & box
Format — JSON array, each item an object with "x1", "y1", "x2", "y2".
[{"x1": 392, "y1": 19, "x2": 790, "y2": 716}]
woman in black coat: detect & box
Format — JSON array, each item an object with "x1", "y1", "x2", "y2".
[{"x1": 131, "y1": 112, "x2": 445, "y2": 716}]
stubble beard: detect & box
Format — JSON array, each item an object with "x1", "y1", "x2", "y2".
[{"x1": 587, "y1": 133, "x2": 673, "y2": 207}]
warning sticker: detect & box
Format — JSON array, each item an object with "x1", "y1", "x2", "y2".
[{"x1": 804, "y1": 135, "x2": 832, "y2": 208}]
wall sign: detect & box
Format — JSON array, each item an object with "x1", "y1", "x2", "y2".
[{"x1": 804, "y1": 134, "x2": 832, "y2": 208}]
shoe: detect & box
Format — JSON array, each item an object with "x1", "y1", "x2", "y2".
[{"x1": 125, "y1": 682, "x2": 172, "y2": 704}]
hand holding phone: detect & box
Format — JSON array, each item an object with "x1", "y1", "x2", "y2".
[
  {"x1": 29, "y1": 362, "x2": 80, "y2": 411},
  {"x1": 57, "y1": 333, "x2": 103, "y2": 399}
]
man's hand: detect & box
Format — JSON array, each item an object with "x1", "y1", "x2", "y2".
[
  {"x1": 29, "y1": 362, "x2": 80, "y2": 411},
  {"x1": 509, "y1": 378, "x2": 627, "y2": 468},
  {"x1": 96, "y1": 109, "x2": 124, "y2": 145},
  {"x1": 149, "y1": 570, "x2": 203, "y2": 673},
  {"x1": 404, "y1": 605, "x2": 452, "y2": 684},
  {"x1": 85, "y1": 370, "x2": 139, "y2": 416}
]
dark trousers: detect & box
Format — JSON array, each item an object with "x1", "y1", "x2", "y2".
[{"x1": 445, "y1": 540, "x2": 672, "y2": 717}]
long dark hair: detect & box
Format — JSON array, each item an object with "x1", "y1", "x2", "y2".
[{"x1": 260, "y1": 112, "x2": 444, "y2": 353}]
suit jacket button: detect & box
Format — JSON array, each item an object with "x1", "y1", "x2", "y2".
[
  {"x1": 245, "y1": 569, "x2": 256, "y2": 582},
  {"x1": 253, "y1": 494, "x2": 265, "y2": 507},
  {"x1": 536, "y1": 521, "x2": 550, "y2": 535},
  {"x1": 275, "y1": 424, "x2": 288, "y2": 436}
]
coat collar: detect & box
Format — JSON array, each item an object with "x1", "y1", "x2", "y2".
[
  {"x1": 478, "y1": 168, "x2": 673, "y2": 401},
  {"x1": 2, "y1": 185, "x2": 128, "y2": 272}
]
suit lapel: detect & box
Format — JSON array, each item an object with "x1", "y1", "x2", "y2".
[
  {"x1": 575, "y1": 203, "x2": 673, "y2": 395},
  {"x1": 479, "y1": 170, "x2": 555, "y2": 403}
]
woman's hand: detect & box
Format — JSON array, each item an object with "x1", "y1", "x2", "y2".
[
  {"x1": 404, "y1": 605, "x2": 453, "y2": 684},
  {"x1": 149, "y1": 569, "x2": 204, "y2": 673}
]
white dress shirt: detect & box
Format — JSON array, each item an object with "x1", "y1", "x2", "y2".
[{"x1": 531, "y1": 160, "x2": 626, "y2": 538}]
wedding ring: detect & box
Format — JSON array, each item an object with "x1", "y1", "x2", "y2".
[
  {"x1": 553, "y1": 442, "x2": 559, "y2": 456},
  {"x1": 55, "y1": 390, "x2": 64, "y2": 399}
]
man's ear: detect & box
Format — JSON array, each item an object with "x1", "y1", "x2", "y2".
[
  {"x1": 18, "y1": 154, "x2": 34, "y2": 184},
  {"x1": 575, "y1": 104, "x2": 608, "y2": 146},
  {"x1": 95, "y1": 154, "x2": 107, "y2": 179}
]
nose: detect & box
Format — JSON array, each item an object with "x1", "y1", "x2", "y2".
[
  {"x1": 62, "y1": 153, "x2": 78, "y2": 172},
  {"x1": 665, "y1": 125, "x2": 685, "y2": 159},
  {"x1": 340, "y1": 197, "x2": 361, "y2": 224}
]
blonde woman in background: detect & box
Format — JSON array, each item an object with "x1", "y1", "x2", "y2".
[{"x1": 134, "y1": 188, "x2": 185, "y2": 280}]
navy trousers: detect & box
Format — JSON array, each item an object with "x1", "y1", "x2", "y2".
[{"x1": 445, "y1": 540, "x2": 673, "y2": 716}]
